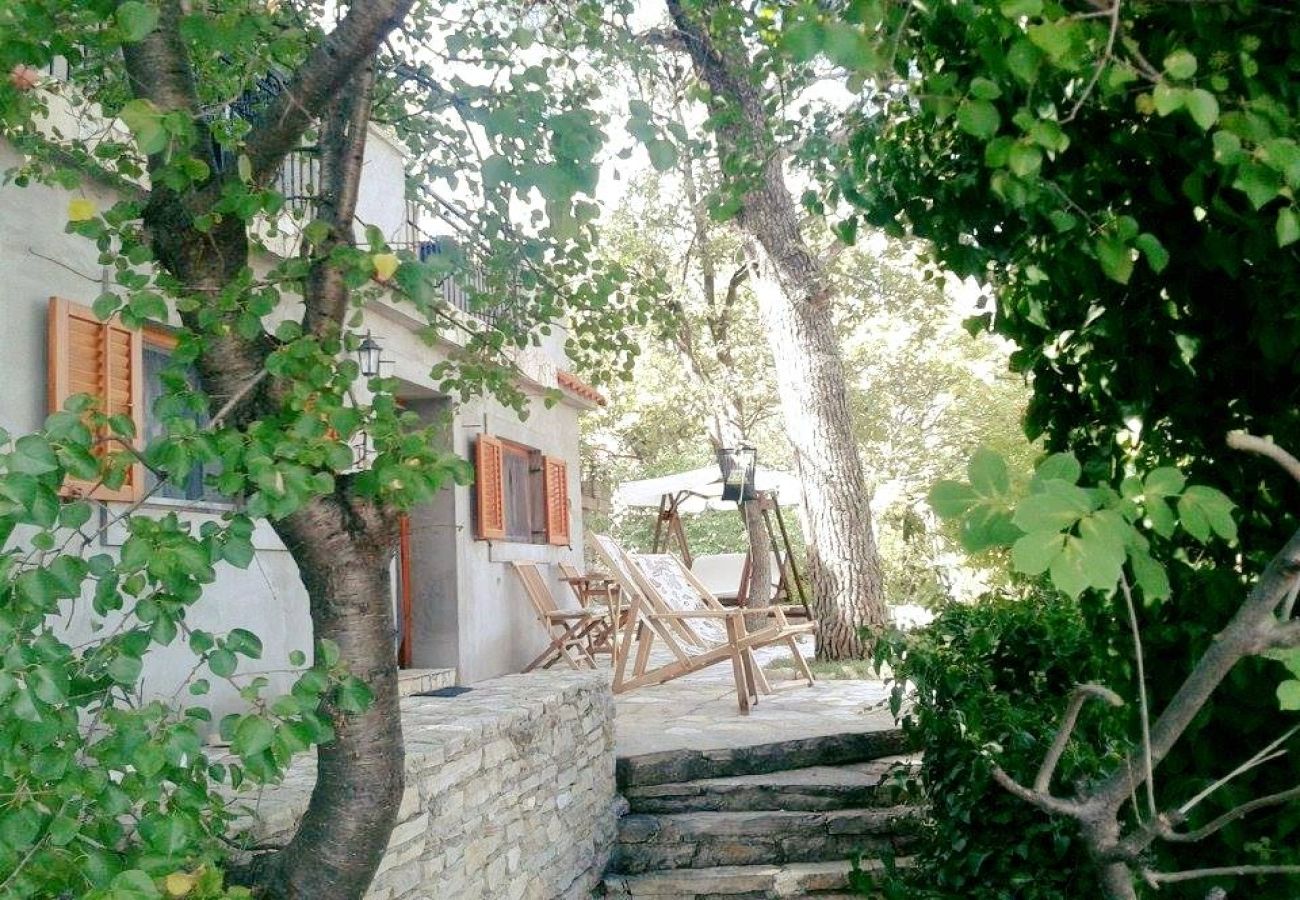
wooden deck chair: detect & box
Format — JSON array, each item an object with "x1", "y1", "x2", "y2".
[
  {"x1": 590, "y1": 534, "x2": 812, "y2": 714},
  {"x1": 635, "y1": 552, "x2": 818, "y2": 690},
  {"x1": 510, "y1": 562, "x2": 605, "y2": 672}
]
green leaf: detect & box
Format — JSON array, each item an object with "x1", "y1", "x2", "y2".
[
  {"x1": 645, "y1": 139, "x2": 679, "y2": 173},
  {"x1": 1278, "y1": 680, "x2": 1300, "y2": 711},
  {"x1": 1008, "y1": 143, "x2": 1043, "y2": 178},
  {"x1": 969, "y1": 77, "x2": 1002, "y2": 101},
  {"x1": 1096, "y1": 236, "x2": 1134, "y2": 284},
  {"x1": 967, "y1": 448, "x2": 1010, "y2": 497},
  {"x1": 1265, "y1": 647, "x2": 1300, "y2": 679},
  {"x1": 1162, "y1": 49, "x2": 1197, "y2": 80},
  {"x1": 233, "y1": 715, "x2": 275, "y2": 757},
  {"x1": 0, "y1": 807, "x2": 41, "y2": 851},
  {"x1": 11, "y1": 435, "x2": 59, "y2": 475},
  {"x1": 929, "y1": 480, "x2": 979, "y2": 518},
  {"x1": 30, "y1": 664, "x2": 68, "y2": 704},
  {"x1": 999, "y1": 0, "x2": 1042, "y2": 18},
  {"x1": 1013, "y1": 481, "x2": 1094, "y2": 533},
  {"x1": 957, "y1": 100, "x2": 1001, "y2": 139},
  {"x1": 1011, "y1": 530, "x2": 1064, "y2": 576},
  {"x1": 1177, "y1": 485, "x2": 1236, "y2": 543},
  {"x1": 1033, "y1": 453, "x2": 1081, "y2": 486},
  {"x1": 227, "y1": 628, "x2": 263, "y2": 659},
  {"x1": 1277, "y1": 208, "x2": 1300, "y2": 248},
  {"x1": 1233, "y1": 163, "x2": 1282, "y2": 210},
  {"x1": 1049, "y1": 536, "x2": 1092, "y2": 598},
  {"x1": 1144, "y1": 467, "x2": 1186, "y2": 497},
  {"x1": 208, "y1": 647, "x2": 238, "y2": 678},
  {"x1": 335, "y1": 676, "x2": 374, "y2": 714},
  {"x1": 116, "y1": 2, "x2": 160, "y2": 42},
  {"x1": 1129, "y1": 550, "x2": 1171, "y2": 601},
  {"x1": 1146, "y1": 499, "x2": 1177, "y2": 538},
  {"x1": 118, "y1": 98, "x2": 168, "y2": 156},
  {"x1": 289, "y1": 649, "x2": 307, "y2": 667},
  {"x1": 1185, "y1": 89, "x2": 1219, "y2": 130},
  {"x1": 107, "y1": 869, "x2": 161, "y2": 899},
  {"x1": 1134, "y1": 233, "x2": 1169, "y2": 274},
  {"x1": 108, "y1": 653, "x2": 143, "y2": 685},
  {"x1": 1152, "y1": 84, "x2": 1185, "y2": 118},
  {"x1": 959, "y1": 506, "x2": 1020, "y2": 553}
]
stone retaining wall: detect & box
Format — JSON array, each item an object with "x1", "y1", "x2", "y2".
[{"x1": 251, "y1": 670, "x2": 617, "y2": 899}]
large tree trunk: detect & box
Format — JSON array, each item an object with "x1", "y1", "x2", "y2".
[
  {"x1": 258, "y1": 494, "x2": 404, "y2": 898},
  {"x1": 665, "y1": 0, "x2": 888, "y2": 658},
  {"x1": 119, "y1": 5, "x2": 414, "y2": 895}
]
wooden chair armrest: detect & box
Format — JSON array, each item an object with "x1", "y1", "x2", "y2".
[
  {"x1": 651, "y1": 609, "x2": 748, "y2": 620},
  {"x1": 543, "y1": 610, "x2": 598, "y2": 620}
]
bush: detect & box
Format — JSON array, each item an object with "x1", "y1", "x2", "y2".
[{"x1": 861, "y1": 589, "x2": 1127, "y2": 899}]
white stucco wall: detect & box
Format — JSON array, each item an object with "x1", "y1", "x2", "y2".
[{"x1": 0, "y1": 128, "x2": 595, "y2": 714}]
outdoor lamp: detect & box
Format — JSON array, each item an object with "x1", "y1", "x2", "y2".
[
  {"x1": 357, "y1": 332, "x2": 384, "y2": 378},
  {"x1": 719, "y1": 444, "x2": 757, "y2": 503}
]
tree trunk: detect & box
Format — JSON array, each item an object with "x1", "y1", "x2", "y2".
[
  {"x1": 119, "y1": 6, "x2": 414, "y2": 893},
  {"x1": 254, "y1": 493, "x2": 404, "y2": 899},
  {"x1": 665, "y1": 0, "x2": 888, "y2": 658}
]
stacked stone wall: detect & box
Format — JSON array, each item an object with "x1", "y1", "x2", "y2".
[{"x1": 251, "y1": 670, "x2": 617, "y2": 899}]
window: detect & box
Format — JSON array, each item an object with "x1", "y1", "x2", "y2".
[
  {"x1": 141, "y1": 330, "x2": 225, "y2": 504},
  {"x1": 47, "y1": 297, "x2": 223, "y2": 505},
  {"x1": 474, "y1": 435, "x2": 570, "y2": 545},
  {"x1": 47, "y1": 297, "x2": 143, "y2": 501}
]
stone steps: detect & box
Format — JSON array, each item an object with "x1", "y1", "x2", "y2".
[
  {"x1": 604, "y1": 730, "x2": 920, "y2": 898},
  {"x1": 615, "y1": 729, "x2": 912, "y2": 789},
  {"x1": 603, "y1": 858, "x2": 908, "y2": 898},
  {"x1": 611, "y1": 807, "x2": 921, "y2": 875},
  {"x1": 623, "y1": 757, "x2": 918, "y2": 814}
]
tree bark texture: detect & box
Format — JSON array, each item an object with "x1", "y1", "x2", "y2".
[
  {"x1": 259, "y1": 495, "x2": 404, "y2": 899},
  {"x1": 120, "y1": 4, "x2": 413, "y2": 896},
  {"x1": 665, "y1": 0, "x2": 887, "y2": 658}
]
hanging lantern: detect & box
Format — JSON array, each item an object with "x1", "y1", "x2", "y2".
[
  {"x1": 718, "y1": 444, "x2": 757, "y2": 503},
  {"x1": 357, "y1": 331, "x2": 384, "y2": 378}
]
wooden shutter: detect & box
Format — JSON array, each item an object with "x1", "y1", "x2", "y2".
[
  {"x1": 542, "y1": 456, "x2": 570, "y2": 546},
  {"x1": 474, "y1": 435, "x2": 507, "y2": 540},
  {"x1": 47, "y1": 297, "x2": 144, "y2": 501}
]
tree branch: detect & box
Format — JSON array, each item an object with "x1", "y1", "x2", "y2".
[
  {"x1": 245, "y1": 0, "x2": 414, "y2": 185},
  {"x1": 1034, "y1": 682, "x2": 1124, "y2": 793},
  {"x1": 1142, "y1": 865, "x2": 1300, "y2": 886},
  {"x1": 1228, "y1": 431, "x2": 1300, "y2": 487}
]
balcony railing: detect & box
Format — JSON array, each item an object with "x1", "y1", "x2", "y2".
[{"x1": 390, "y1": 227, "x2": 507, "y2": 327}]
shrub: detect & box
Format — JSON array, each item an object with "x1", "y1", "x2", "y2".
[{"x1": 860, "y1": 589, "x2": 1127, "y2": 899}]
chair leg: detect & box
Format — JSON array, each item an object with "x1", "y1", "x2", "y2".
[
  {"x1": 747, "y1": 647, "x2": 772, "y2": 696},
  {"x1": 524, "y1": 639, "x2": 563, "y2": 672},
  {"x1": 725, "y1": 617, "x2": 751, "y2": 715},
  {"x1": 786, "y1": 635, "x2": 815, "y2": 687}
]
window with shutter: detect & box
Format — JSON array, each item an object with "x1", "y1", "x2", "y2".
[
  {"x1": 474, "y1": 435, "x2": 507, "y2": 540},
  {"x1": 47, "y1": 297, "x2": 143, "y2": 501},
  {"x1": 543, "y1": 456, "x2": 570, "y2": 546}
]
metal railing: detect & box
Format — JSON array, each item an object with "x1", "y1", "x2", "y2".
[{"x1": 389, "y1": 224, "x2": 511, "y2": 327}]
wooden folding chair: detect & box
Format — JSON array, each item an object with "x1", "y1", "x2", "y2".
[
  {"x1": 510, "y1": 562, "x2": 605, "y2": 672},
  {"x1": 589, "y1": 534, "x2": 816, "y2": 714},
  {"x1": 557, "y1": 562, "x2": 627, "y2": 669}
]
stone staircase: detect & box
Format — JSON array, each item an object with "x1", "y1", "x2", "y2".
[{"x1": 602, "y1": 730, "x2": 921, "y2": 899}]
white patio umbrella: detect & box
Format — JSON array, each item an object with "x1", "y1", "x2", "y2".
[{"x1": 613, "y1": 465, "x2": 803, "y2": 514}]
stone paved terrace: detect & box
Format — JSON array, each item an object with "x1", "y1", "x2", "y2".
[{"x1": 615, "y1": 638, "x2": 897, "y2": 759}]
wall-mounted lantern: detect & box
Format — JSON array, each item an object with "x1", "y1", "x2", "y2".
[
  {"x1": 357, "y1": 331, "x2": 384, "y2": 378},
  {"x1": 718, "y1": 444, "x2": 757, "y2": 503}
]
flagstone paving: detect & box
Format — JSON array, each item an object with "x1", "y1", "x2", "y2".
[{"x1": 614, "y1": 639, "x2": 898, "y2": 759}]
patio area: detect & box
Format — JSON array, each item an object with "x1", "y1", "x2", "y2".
[{"x1": 614, "y1": 638, "x2": 897, "y2": 758}]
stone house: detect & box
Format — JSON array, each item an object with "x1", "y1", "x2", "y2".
[{"x1": 0, "y1": 65, "x2": 604, "y2": 715}]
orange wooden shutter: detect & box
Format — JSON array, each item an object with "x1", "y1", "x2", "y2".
[
  {"x1": 474, "y1": 435, "x2": 507, "y2": 540},
  {"x1": 47, "y1": 297, "x2": 144, "y2": 501},
  {"x1": 542, "y1": 455, "x2": 570, "y2": 546}
]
